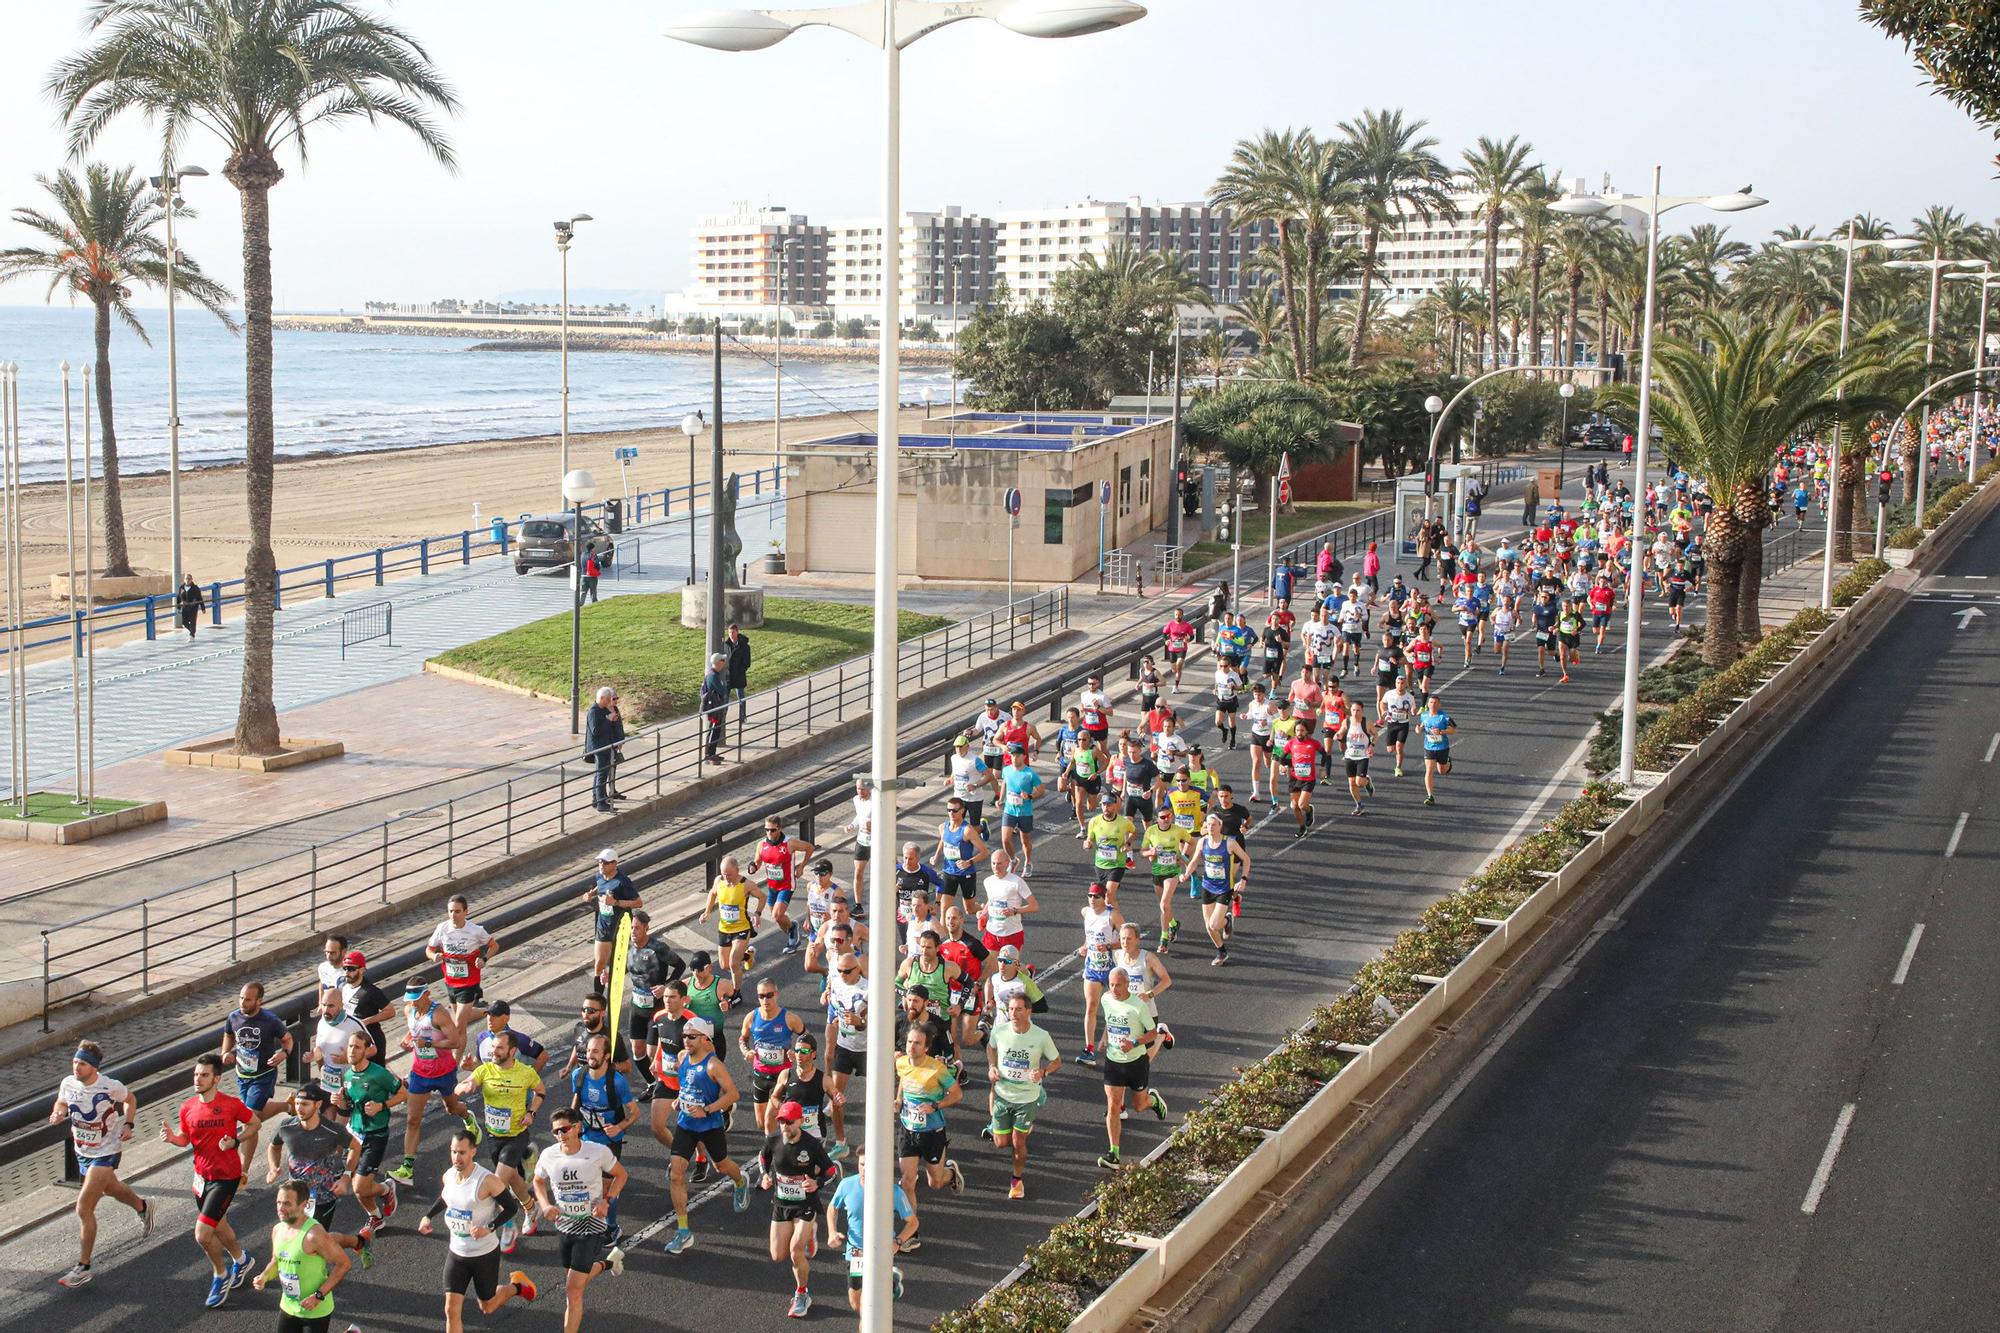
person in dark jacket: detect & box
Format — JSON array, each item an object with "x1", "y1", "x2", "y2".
[
  {"x1": 724, "y1": 622, "x2": 751, "y2": 716},
  {"x1": 585, "y1": 686, "x2": 623, "y2": 810},
  {"x1": 176, "y1": 575, "x2": 205, "y2": 639},
  {"x1": 701, "y1": 653, "x2": 730, "y2": 763}
]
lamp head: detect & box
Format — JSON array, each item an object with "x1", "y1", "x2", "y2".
[
  {"x1": 1881, "y1": 260, "x2": 1924, "y2": 271},
  {"x1": 1550, "y1": 196, "x2": 1609, "y2": 218},
  {"x1": 1559, "y1": 383, "x2": 1575, "y2": 399},
  {"x1": 1703, "y1": 191, "x2": 1766, "y2": 213},
  {"x1": 997, "y1": 1, "x2": 1148, "y2": 39},
  {"x1": 661, "y1": 8, "x2": 794, "y2": 51},
  {"x1": 680, "y1": 411, "x2": 705, "y2": 439},
  {"x1": 562, "y1": 468, "x2": 597, "y2": 504},
  {"x1": 1424, "y1": 395, "x2": 1445, "y2": 414},
  {"x1": 1778, "y1": 238, "x2": 1822, "y2": 253},
  {"x1": 1872, "y1": 237, "x2": 1923, "y2": 252}
]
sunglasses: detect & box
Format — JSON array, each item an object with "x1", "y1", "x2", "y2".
[
  {"x1": 582, "y1": 1007, "x2": 604, "y2": 1016},
  {"x1": 343, "y1": 966, "x2": 362, "y2": 973},
  {"x1": 839, "y1": 967, "x2": 860, "y2": 976},
  {"x1": 757, "y1": 991, "x2": 778, "y2": 1000}
]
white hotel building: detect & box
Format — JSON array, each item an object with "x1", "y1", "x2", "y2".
[{"x1": 680, "y1": 185, "x2": 1637, "y2": 327}]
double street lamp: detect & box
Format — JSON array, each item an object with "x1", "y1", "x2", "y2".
[
  {"x1": 149, "y1": 160, "x2": 208, "y2": 593},
  {"x1": 1945, "y1": 265, "x2": 2000, "y2": 474},
  {"x1": 563, "y1": 467, "x2": 596, "y2": 735},
  {"x1": 1881, "y1": 249, "x2": 1984, "y2": 531},
  {"x1": 1778, "y1": 226, "x2": 1922, "y2": 607},
  {"x1": 663, "y1": 4, "x2": 1147, "y2": 1326},
  {"x1": 1553, "y1": 169, "x2": 1765, "y2": 787},
  {"x1": 554, "y1": 214, "x2": 593, "y2": 505}
]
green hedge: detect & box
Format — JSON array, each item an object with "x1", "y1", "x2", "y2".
[{"x1": 934, "y1": 780, "x2": 1630, "y2": 1331}]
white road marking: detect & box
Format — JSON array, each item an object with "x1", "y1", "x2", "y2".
[
  {"x1": 1800, "y1": 1103, "x2": 1858, "y2": 1215},
  {"x1": 1986, "y1": 733, "x2": 1999, "y2": 764},
  {"x1": 1891, "y1": 924, "x2": 1926, "y2": 986},
  {"x1": 1966, "y1": 575, "x2": 1989, "y2": 579},
  {"x1": 1946, "y1": 812, "x2": 1969, "y2": 858}
]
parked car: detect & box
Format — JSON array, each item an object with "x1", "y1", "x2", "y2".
[
  {"x1": 513, "y1": 512, "x2": 614, "y2": 576},
  {"x1": 1579, "y1": 423, "x2": 1621, "y2": 451}
]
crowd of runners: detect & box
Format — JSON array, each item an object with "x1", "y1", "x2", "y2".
[{"x1": 55, "y1": 442, "x2": 1916, "y2": 1330}]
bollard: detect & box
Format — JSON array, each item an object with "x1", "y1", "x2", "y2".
[
  {"x1": 447, "y1": 800, "x2": 455, "y2": 877},
  {"x1": 653, "y1": 734, "x2": 662, "y2": 797},
  {"x1": 375, "y1": 549, "x2": 385, "y2": 586},
  {"x1": 559, "y1": 763, "x2": 567, "y2": 833},
  {"x1": 309, "y1": 848, "x2": 319, "y2": 930},
  {"x1": 211, "y1": 582, "x2": 223, "y2": 625},
  {"x1": 41, "y1": 934, "x2": 51, "y2": 1033},
  {"x1": 72, "y1": 607, "x2": 83, "y2": 657},
  {"x1": 461, "y1": 531, "x2": 472, "y2": 565},
  {"x1": 420, "y1": 538, "x2": 431, "y2": 576},
  {"x1": 381, "y1": 822, "x2": 391, "y2": 902},
  {"x1": 274, "y1": 572, "x2": 283, "y2": 611},
  {"x1": 231, "y1": 871, "x2": 240, "y2": 962},
  {"x1": 141, "y1": 901, "x2": 151, "y2": 994},
  {"x1": 144, "y1": 596, "x2": 157, "y2": 641},
  {"x1": 324, "y1": 559, "x2": 335, "y2": 598},
  {"x1": 63, "y1": 1135, "x2": 82, "y2": 1184}
]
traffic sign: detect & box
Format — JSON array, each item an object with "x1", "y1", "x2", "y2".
[
  {"x1": 1004, "y1": 487, "x2": 1022, "y2": 517},
  {"x1": 1279, "y1": 477, "x2": 1293, "y2": 506},
  {"x1": 614, "y1": 447, "x2": 639, "y2": 461},
  {"x1": 1099, "y1": 479, "x2": 1111, "y2": 507},
  {"x1": 1276, "y1": 451, "x2": 1292, "y2": 483}
]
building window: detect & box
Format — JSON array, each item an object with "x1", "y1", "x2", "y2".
[
  {"x1": 1119, "y1": 465, "x2": 1133, "y2": 517},
  {"x1": 1043, "y1": 483, "x2": 1091, "y2": 544},
  {"x1": 1139, "y1": 458, "x2": 1152, "y2": 509}
]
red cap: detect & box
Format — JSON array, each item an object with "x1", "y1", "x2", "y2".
[
  {"x1": 341, "y1": 950, "x2": 366, "y2": 968},
  {"x1": 776, "y1": 1100, "x2": 805, "y2": 1123}
]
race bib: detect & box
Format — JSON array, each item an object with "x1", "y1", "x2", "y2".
[
  {"x1": 633, "y1": 989, "x2": 656, "y2": 1010},
  {"x1": 597, "y1": 900, "x2": 615, "y2": 919},
  {"x1": 763, "y1": 861, "x2": 785, "y2": 882},
  {"x1": 848, "y1": 1249, "x2": 867, "y2": 1277},
  {"x1": 557, "y1": 1186, "x2": 592, "y2": 1216},
  {"x1": 483, "y1": 1104, "x2": 514, "y2": 1134},
  {"x1": 755, "y1": 1042, "x2": 785, "y2": 1068},
  {"x1": 720, "y1": 903, "x2": 744, "y2": 925},
  {"x1": 236, "y1": 1047, "x2": 261, "y2": 1077},
  {"x1": 72, "y1": 1122, "x2": 104, "y2": 1149},
  {"x1": 1093, "y1": 838, "x2": 1121, "y2": 868},
  {"x1": 445, "y1": 958, "x2": 470, "y2": 980},
  {"x1": 319, "y1": 1066, "x2": 344, "y2": 1094},
  {"x1": 679, "y1": 1098, "x2": 707, "y2": 1120},
  {"x1": 776, "y1": 1173, "x2": 810, "y2": 1203},
  {"x1": 1085, "y1": 946, "x2": 1112, "y2": 972},
  {"x1": 999, "y1": 1047, "x2": 1032, "y2": 1083},
  {"x1": 446, "y1": 1206, "x2": 475, "y2": 1237},
  {"x1": 279, "y1": 1272, "x2": 302, "y2": 1301},
  {"x1": 899, "y1": 1098, "x2": 932, "y2": 1132}
]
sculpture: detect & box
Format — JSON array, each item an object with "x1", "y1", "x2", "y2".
[{"x1": 716, "y1": 472, "x2": 743, "y2": 588}]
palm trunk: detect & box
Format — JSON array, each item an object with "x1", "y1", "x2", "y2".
[
  {"x1": 1448, "y1": 317, "x2": 1461, "y2": 376},
  {"x1": 1733, "y1": 482, "x2": 1769, "y2": 645},
  {"x1": 1700, "y1": 506, "x2": 1747, "y2": 668},
  {"x1": 1835, "y1": 448, "x2": 1866, "y2": 562},
  {"x1": 1527, "y1": 255, "x2": 1545, "y2": 375},
  {"x1": 91, "y1": 299, "x2": 136, "y2": 577},
  {"x1": 1596, "y1": 289, "x2": 1611, "y2": 374},
  {"x1": 1898, "y1": 417, "x2": 1920, "y2": 507},
  {"x1": 1349, "y1": 226, "x2": 1379, "y2": 366},
  {"x1": 227, "y1": 152, "x2": 285, "y2": 755},
  {"x1": 1563, "y1": 270, "x2": 1582, "y2": 368},
  {"x1": 1275, "y1": 218, "x2": 1306, "y2": 377},
  {"x1": 1303, "y1": 225, "x2": 1325, "y2": 376},
  {"x1": 1485, "y1": 211, "x2": 1502, "y2": 367}
]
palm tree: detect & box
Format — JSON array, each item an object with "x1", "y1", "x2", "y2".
[
  {"x1": 1331, "y1": 108, "x2": 1456, "y2": 366},
  {"x1": 1210, "y1": 129, "x2": 1345, "y2": 378},
  {"x1": 1513, "y1": 182, "x2": 1558, "y2": 371},
  {"x1": 0, "y1": 163, "x2": 234, "y2": 577},
  {"x1": 1228, "y1": 286, "x2": 1285, "y2": 354},
  {"x1": 1460, "y1": 134, "x2": 1540, "y2": 369},
  {"x1": 1550, "y1": 217, "x2": 1609, "y2": 367},
  {"x1": 1603, "y1": 312, "x2": 1879, "y2": 663},
  {"x1": 1182, "y1": 379, "x2": 1349, "y2": 499},
  {"x1": 1430, "y1": 277, "x2": 1483, "y2": 376},
  {"x1": 53, "y1": 0, "x2": 459, "y2": 755},
  {"x1": 1676, "y1": 223, "x2": 1751, "y2": 312}
]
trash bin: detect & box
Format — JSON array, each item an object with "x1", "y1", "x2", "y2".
[
  {"x1": 604, "y1": 497, "x2": 623, "y2": 534},
  {"x1": 490, "y1": 516, "x2": 507, "y2": 547}
]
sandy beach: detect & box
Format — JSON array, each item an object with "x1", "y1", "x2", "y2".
[{"x1": 2, "y1": 403, "x2": 938, "y2": 622}]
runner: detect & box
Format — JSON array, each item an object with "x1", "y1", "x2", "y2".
[
  {"x1": 1064, "y1": 729, "x2": 1107, "y2": 835},
  {"x1": 415, "y1": 1130, "x2": 536, "y2": 1333},
  {"x1": 263, "y1": 1087, "x2": 371, "y2": 1267},
  {"x1": 50, "y1": 1040, "x2": 149, "y2": 1288},
  {"x1": 971, "y1": 698, "x2": 1008, "y2": 789},
  {"x1": 754, "y1": 817, "x2": 818, "y2": 954},
  {"x1": 1340, "y1": 706, "x2": 1377, "y2": 816},
  {"x1": 337, "y1": 1031, "x2": 402, "y2": 1242},
  {"x1": 662, "y1": 1018, "x2": 753, "y2": 1255},
  {"x1": 563, "y1": 992, "x2": 636, "y2": 1082},
  {"x1": 251, "y1": 1181, "x2": 351, "y2": 1333},
  {"x1": 568, "y1": 1033, "x2": 639, "y2": 1251},
  {"x1": 822, "y1": 954, "x2": 869, "y2": 1158},
  {"x1": 894, "y1": 842, "x2": 948, "y2": 935},
  {"x1": 1420, "y1": 693, "x2": 1457, "y2": 806},
  {"x1": 979, "y1": 847, "x2": 1038, "y2": 957},
  {"x1": 584, "y1": 849, "x2": 642, "y2": 992},
  {"x1": 1075, "y1": 884, "x2": 1125, "y2": 1066},
  {"x1": 947, "y1": 734, "x2": 995, "y2": 846},
  {"x1": 998, "y1": 742, "x2": 1045, "y2": 877},
  {"x1": 390, "y1": 978, "x2": 479, "y2": 1186},
  {"x1": 1212, "y1": 653, "x2": 1244, "y2": 748},
  {"x1": 1077, "y1": 673, "x2": 1114, "y2": 757},
  {"x1": 532, "y1": 1108, "x2": 629, "y2": 1332},
  {"x1": 1184, "y1": 813, "x2": 1251, "y2": 967},
  {"x1": 1284, "y1": 720, "x2": 1324, "y2": 837},
  {"x1": 892, "y1": 1024, "x2": 965, "y2": 1249},
  {"x1": 1095, "y1": 964, "x2": 1167, "y2": 1169},
  {"x1": 1161, "y1": 605, "x2": 1197, "y2": 688},
  {"x1": 1141, "y1": 805, "x2": 1193, "y2": 953},
  {"x1": 1113, "y1": 921, "x2": 1175, "y2": 1067},
  {"x1": 1491, "y1": 598, "x2": 1517, "y2": 676},
  {"x1": 1379, "y1": 674, "x2": 1419, "y2": 777},
  {"x1": 742, "y1": 981, "x2": 810, "y2": 1137},
  {"x1": 768, "y1": 1034, "x2": 835, "y2": 1148},
  {"x1": 424, "y1": 895, "x2": 497, "y2": 1027},
  {"x1": 986, "y1": 992, "x2": 1062, "y2": 1200},
  {"x1": 1532, "y1": 587, "x2": 1561, "y2": 678},
  {"x1": 465, "y1": 1001, "x2": 551, "y2": 1074},
  {"x1": 701, "y1": 854, "x2": 767, "y2": 997},
  {"x1": 1556, "y1": 598, "x2": 1584, "y2": 683},
  {"x1": 1135, "y1": 660, "x2": 1161, "y2": 719},
  {"x1": 827, "y1": 1148, "x2": 914, "y2": 1311},
  {"x1": 219, "y1": 981, "x2": 293, "y2": 1175},
  {"x1": 335, "y1": 952, "x2": 393, "y2": 1066},
  {"x1": 845, "y1": 778, "x2": 876, "y2": 890},
  {"x1": 937, "y1": 905, "x2": 992, "y2": 1064},
  {"x1": 315, "y1": 936, "x2": 349, "y2": 1006},
  {"x1": 1082, "y1": 789, "x2": 1136, "y2": 912},
  {"x1": 1243, "y1": 682, "x2": 1277, "y2": 802},
  {"x1": 453, "y1": 1031, "x2": 542, "y2": 1248},
  {"x1": 624, "y1": 911, "x2": 686, "y2": 1082},
  {"x1": 1408, "y1": 622, "x2": 1438, "y2": 697},
  {"x1": 1116, "y1": 733, "x2": 1163, "y2": 826},
  {"x1": 800, "y1": 861, "x2": 848, "y2": 982},
  {"x1": 161, "y1": 1053, "x2": 257, "y2": 1308},
  {"x1": 683, "y1": 953, "x2": 736, "y2": 1058},
  {"x1": 307, "y1": 988, "x2": 365, "y2": 1102},
  {"x1": 999, "y1": 699, "x2": 1043, "y2": 759},
  {"x1": 758, "y1": 1100, "x2": 841, "y2": 1318},
  {"x1": 1588, "y1": 573, "x2": 1617, "y2": 653}
]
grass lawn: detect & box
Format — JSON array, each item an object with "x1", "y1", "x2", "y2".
[
  {"x1": 1186, "y1": 500, "x2": 1379, "y2": 568},
  {"x1": 430, "y1": 593, "x2": 950, "y2": 725},
  {"x1": 0, "y1": 792, "x2": 143, "y2": 826}
]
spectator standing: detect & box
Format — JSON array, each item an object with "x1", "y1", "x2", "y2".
[
  {"x1": 1414, "y1": 521, "x2": 1434, "y2": 582},
  {"x1": 724, "y1": 622, "x2": 752, "y2": 720},
  {"x1": 701, "y1": 653, "x2": 730, "y2": 764},
  {"x1": 176, "y1": 575, "x2": 205, "y2": 640},
  {"x1": 1361, "y1": 541, "x2": 1382, "y2": 592},
  {"x1": 581, "y1": 552, "x2": 601, "y2": 604},
  {"x1": 585, "y1": 686, "x2": 621, "y2": 812},
  {"x1": 1521, "y1": 478, "x2": 1541, "y2": 525}
]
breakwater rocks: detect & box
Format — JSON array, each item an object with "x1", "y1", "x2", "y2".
[{"x1": 273, "y1": 318, "x2": 949, "y2": 364}]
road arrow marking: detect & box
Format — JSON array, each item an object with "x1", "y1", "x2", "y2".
[{"x1": 1955, "y1": 606, "x2": 1986, "y2": 629}]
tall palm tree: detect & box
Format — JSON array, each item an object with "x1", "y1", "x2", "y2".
[
  {"x1": 1211, "y1": 128, "x2": 1345, "y2": 379},
  {"x1": 1676, "y1": 223, "x2": 1751, "y2": 312},
  {"x1": 1331, "y1": 107, "x2": 1456, "y2": 366},
  {"x1": 1459, "y1": 134, "x2": 1540, "y2": 369},
  {"x1": 1550, "y1": 217, "x2": 1608, "y2": 367},
  {"x1": 1513, "y1": 182, "x2": 1558, "y2": 371},
  {"x1": 1228, "y1": 286, "x2": 1285, "y2": 354},
  {"x1": 0, "y1": 163, "x2": 234, "y2": 577},
  {"x1": 53, "y1": 0, "x2": 459, "y2": 755},
  {"x1": 1431, "y1": 277, "x2": 1483, "y2": 376}
]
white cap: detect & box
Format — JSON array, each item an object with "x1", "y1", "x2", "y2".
[
  {"x1": 683, "y1": 1016, "x2": 715, "y2": 1039},
  {"x1": 597, "y1": 847, "x2": 619, "y2": 863}
]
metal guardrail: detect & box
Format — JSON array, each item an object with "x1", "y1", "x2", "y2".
[
  {"x1": 25, "y1": 586, "x2": 1070, "y2": 1030},
  {"x1": 338, "y1": 602, "x2": 393, "y2": 659},
  {"x1": 0, "y1": 464, "x2": 784, "y2": 659},
  {"x1": 1761, "y1": 522, "x2": 1816, "y2": 577},
  {"x1": 0, "y1": 585, "x2": 1192, "y2": 1160}
]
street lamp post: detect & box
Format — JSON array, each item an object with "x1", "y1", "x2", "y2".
[
  {"x1": 680, "y1": 411, "x2": 704, "y2": 582},
  {"x1": 1557, "y1": 381, "x2": 1575, "y2": 497},
  {"x1": 948, "y1": 250, "x2": 972, "y2": 411},
  {"x1": 664, "y1": 6, "x2": 1147, "y2": 1325},
  {"x1": 1780, "y1": 226, "x2": 1922, "y2": 606},
  {"x1": 1871, "y1": 366, "x2": 2000, "y2": 554},
  {"x1": 1884, "y1": 250, "x2": 1984, "y2": 531},
  {"x1": 554, "y1": 214, "x2": 594, "y2": 505},
  {"x1": 149, "y1": 160, "x2": 207, "y2": 593},
  {"x1": 1944, "y1": 266, "x2": 1999, "y2": 482},
  {"x1": 1553, "y1": 169, "x2": 1766, "y2": 786},
  {"x1": 564, "y1": 468, "x2": 596, "y2": 735}
]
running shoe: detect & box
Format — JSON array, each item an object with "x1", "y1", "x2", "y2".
[
  {"x1": 781, "y1": 936, "x2": 802, "y2": 957},
  {"x1": 1148, "y1": 1089, "x2": 1169, "y2": 1120},
  {"x1": 733, "y1": 1180, "x2": 751, "y2": 1212},
  {"x1": 1077, "y1": 1045, "x2": 1097, "y2": 1066},
  {"x1": 498, "y1": 1220, "x2": 518, "y2": 1254},
  {"x1": 387, "y1": 1156, "x2": 416, "y2": 1185},
  {"x1": 977, "y1": 1124, "x2": 994, "y2": 1142},
  {"x1": 1162, "y1": 917, "x2": 1180, "y2": 945},
  {"x1": 827, "y1": 1140, "x2": 850, "y2": 1161},
  {"x1": 690, "y1": 1158, "x2": 713, "y2": 1183},
  {"x1": 745, "y1": 945, "x2": 759, "y2": 970},
  {"x1": 510, "y1": 1271, "x2": 538, "y2": 1303},
  {"x1": 1394, "y1": 766, "x2": 1405, "y2": 778},
  {"x1": 1096, "y1": 1148, "x2": 1122, "y2": 1169},
  {"x1": 664, "y1": 1227, "x2": 695, "y2": 1255},
  {"x1": 1424, "y1": 794, "x2": 1437, "y2": 806},
  {"x1": 139, "y1": 1199, "x2": 155, "y2": 1239},
  {"x1": 892, "y1": 1267, "x2": 906, "y2": 1299},
  {"x1": 945, "y1": 1160, "x2": 964, "y2": 1194},
  {"x1": 1008, "y1": 1176, "x2": 1025, "y2": 1200},
  {"x1": 357, "y1": 1235, "x2": 374, "y2": 1270},
  {"x1": 379, "y1": 1182, "x2": 398, "y2": 1224},
  {"x1": 788, "y1": 1291, "x2": 813, "y2": 1319},
  {"x1": 607, "y1": 1244, "x2": 626, "y2": 1278},
  {"x1": 521, "y1": 1209, "x2": 539, "y2": 1237},
  {"x1": 58, "y1": 1264, "x2": 92, "y2": 1289},
  {"x1": 204, "y1": 1274, "x2": 230, "y2": 1309},
  {"x1": 358, "y1": 1218, "x2": 378, "y2": 1245},
  {"x1": 461, "y1": 1113, "x2": 484, "y2": 1145},
  {"x1": 1213, "y1": 948, "x2": 1227, "y2": 967},
  {"x1": 228, "y1": 1251, "x2": 254, "y2": 1289},
  {"x1": 897, "y1": 1231, "x2": 922, "y2": 1254}
]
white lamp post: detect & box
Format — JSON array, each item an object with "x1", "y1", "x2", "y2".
[
  {"x1": 1779, "y1": 227, "x2": 1922, "y2": 606},
  {"x1": 148, "y1": 161, "x2": 207, "y2": 594},
  {"x1": 563, "y1": 467, "x2": 597, "y2": 735},
  {"x1": 664, "y1": 5, "x2": 1147, "y2": 1325},
  {"x1": 1944, "y1": 265, "x2": 1998, "y2": 483},
  {"x1": 680, "y1": 411, "x2": 704, "y2": 583},
  {"x1": 1882, "y1": 250, "x2": 1984, "y2": 531},
  {"x1": 1552, "y1": 170, "x2": 1765, "y2": 786},
  {"x1": 554, "y1": 214, "x2": 594, "y2": 505},
  {"x1": 1558, "y1": 381, "x2": 1575, "y2": 496}
]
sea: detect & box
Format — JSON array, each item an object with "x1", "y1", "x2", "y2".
[{"x1": 0, "y1": 305, "x2": 950, "y2": 483}]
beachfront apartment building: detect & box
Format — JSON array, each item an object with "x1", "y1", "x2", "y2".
[{"x1": 687, "y1": 204, "x2": 829, "y2": 311}]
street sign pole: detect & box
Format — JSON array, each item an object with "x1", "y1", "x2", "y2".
[
  {"x1": 1097, "y1": 477, "x2": 1110, "y2": 590},
  {"x1": 1267, "y1": 451, "x2": 1291, "y2": 604},
  {"x1": 1004, "y1": 487, "x2": 1022, "y2": 649}
]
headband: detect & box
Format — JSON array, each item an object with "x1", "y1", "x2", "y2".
[{"x1": 72, "y1": 1047, "x2": 100, "y2": 1068}]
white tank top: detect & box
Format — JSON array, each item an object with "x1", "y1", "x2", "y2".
[
  {"x1": 441, "y1": 1164, "x2": 501, "y2": 1258},
  {"x1": 1116, "y1": 949, "x2": 1157, "y2": 1015},
  {"x1": 1082, "y1": 907, "x2": 1116, "y2": 971}
]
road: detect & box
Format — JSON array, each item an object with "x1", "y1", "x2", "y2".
[
  {"x1": 1234, "y1": 503, "x2": 2000, "y2": 1332},
  {"x1": 0, "y1": 464, "x2": 1699, "y2": 1330}
]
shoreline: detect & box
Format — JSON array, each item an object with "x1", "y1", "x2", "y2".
[{"x1": 274, "y1": 314, "x2": 952, "y2": 365}]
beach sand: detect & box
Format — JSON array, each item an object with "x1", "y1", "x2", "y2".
[{"x1": 3, "y1": 402, "x2": 939, "y2": 622}]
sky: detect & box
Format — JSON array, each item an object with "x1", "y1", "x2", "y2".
[{"x1": 0, "y1": 0, "x2": 1996, "y2": 311}]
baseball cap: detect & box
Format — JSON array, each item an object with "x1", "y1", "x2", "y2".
[
  {"x1": 488, "y1": 1000, "x2": 512, "y2": 1018},
  {"x1": 811, "y1": 858, "x2": 834, "y2": 875},
  {"x1": 341, "y1": 950, "x2": 366, "y2": 968},
  {"x1": 1087, "y1": 882, "x2": 1108, "y2": 898},
  {"x1": 984, "y1": 697, "x2": 999, "y2": 707},
  {"x1": 953, "y1": 733, "x2": 971, "y2": 746},
  {"x1": 998, "y1": 944, "x2": 1021, "y2": 963},
  {"x1": 596, "y1": 847, "x2": 618, "y2": 863},
  {"x1": 1006, "y1": 742, "x2": 1026, "y2": 754},
  {"x1": 684, "y1": 1016, "x2": 715, "y2": 1039},
  {"x1": 792, "y1": 1032, "x2": 818, "y2": 1053},
  {"x1": 776, "y1": 1100, "x2": 805, "y2": 1123},
  {"x1": 295, "y1": 1084, "x2": 331, "y2": 1104},
  {"x1": 689, "y1": 950, "x2": 713, "y2": 971}
]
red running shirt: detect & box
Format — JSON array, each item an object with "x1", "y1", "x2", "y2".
[{"x1": 179, "y1": 1092, "x2": 253, "y2": 1182}]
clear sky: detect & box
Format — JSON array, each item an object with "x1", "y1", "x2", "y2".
[{"x1": 1, "y1": 0, "x2": 1996, "y2": 311}]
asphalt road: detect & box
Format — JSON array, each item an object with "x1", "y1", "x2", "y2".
[
  {"x1": 1234, "y1": 505, "x2": 2000, "y2": 1332},
  {"x1": 0, "y1": 468, "x2": 1697, "y2": 1331}
]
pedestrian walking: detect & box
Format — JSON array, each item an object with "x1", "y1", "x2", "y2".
[
  {"x1": 1414, "y1": 522, "x2": 1434, "y2": 582},
  {"x1": 725, "y1": 622, "x2": 752, "y2": 715},
  {"x1": 177, "y1": 575, "x2": 205, "y2": 639},
  {"x1": 701, "y1": 653, "x2": 729, "y2": 764},
  {"x1": 1361, "y1": 541, "x2": 1381, "y2": 592},
  {"x1": 585, "y1": 686, "x2": 621, "y2": 811},
  {"x1": 1521, "y1": 478, "x2": 1541, "y2": 525},
  {"x1": 581, "y1": 552, "x2": 601, "y2": 604}
]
